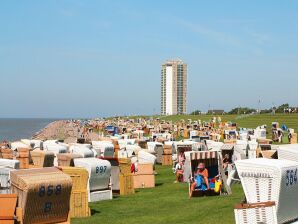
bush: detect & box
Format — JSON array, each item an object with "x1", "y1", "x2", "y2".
[
  {"x1": 228, "y1": 107, "x2": 256, "y2": 115},
  {"x1": 190, "y1": 110, "x2": 201, "y2": 115}
]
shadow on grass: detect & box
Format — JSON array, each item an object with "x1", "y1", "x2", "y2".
[
  {"x1": 155, "y1": 183, "x2": 163, "y2": 187},
  {"x1": 113, "y1": 194, "x2": 120, "y2": 199},
  {"x1": 91, "y1": 209, "x2": 101, "y2": 216}
]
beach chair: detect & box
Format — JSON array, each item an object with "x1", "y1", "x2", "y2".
[
  {"x1": 256, "y1": 144, "x2": 278, "y2": 159},
  {"x1": 172, "y1": 143, "x2": 192, "y2": 175},
  {"x1": 234, "y1": 201, "x2": 278, "y2": 224},
  {"x1": 0, "y1": 194, "x2": 23, "y2": 224},
  {"x1": 277, "y1": 144, "x2": 298, "y2": 162},
  {"x1": 186, "y1": 151, "x2": 223, "y2": 197},
  {"x1": 235, "y1": 158, "x2": 298, "y2": 223}
]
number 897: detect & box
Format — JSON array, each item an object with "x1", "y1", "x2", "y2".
[{"x1": 96, "y1": 166, "x2": 107, "y2": 174}]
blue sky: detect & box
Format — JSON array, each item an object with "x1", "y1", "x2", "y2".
[{"x1": 0, "y1": 0, "x2": 297, "y2": 118}]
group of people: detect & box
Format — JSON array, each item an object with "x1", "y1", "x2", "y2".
[
  {"x1": 174, "y1": 152, "x2": 210, "y2": 198},
  {"x1": 173, "y1": 151, "x2": 232, "y2": 198}
]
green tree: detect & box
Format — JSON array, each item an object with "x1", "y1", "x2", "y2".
[
  {"x1": 228, "y1": 107, "x2": 256, "y2": 114},
  {"x1": 275, "y1": 103, "x2": 289, "y2": 113},
  {"x1": 190, "y1": 110, "x2": 201, "y2": 115}
]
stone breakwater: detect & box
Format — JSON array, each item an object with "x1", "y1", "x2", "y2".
[
  {"x1": 32, "y1": 120, "x2": 80, "y2": 141},
  {"x1": 32, "y1": 120, "x2": 100, "y2": 142}
]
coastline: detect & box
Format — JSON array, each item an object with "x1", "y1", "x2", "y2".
[
  {"x1": 31, "y1": 119, "x2": 97, "y2": 142},
  {"x1": 0, "y1": 118, "x2": 57, "y2": 141},
  {"x1": 32, "y1": 120, "x2": 71, "y2": 140},
  {"x1": 32, "y1": 120, "x2": 61, "y2": 139}
]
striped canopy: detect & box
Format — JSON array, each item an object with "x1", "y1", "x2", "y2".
[
  {"x1": 190, "y1": 151, "x2": 219, "y2": 161},
  {"x1": 221, "y1": 144, "x2": 234, "y2": 150},
  {"x1": 190, "y1": 151, "x2": 219, "y2": 173}
]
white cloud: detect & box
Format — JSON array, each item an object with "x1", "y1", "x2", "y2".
[{"x1": 177, "y1": 19, "x2": 243, "y2": 47}]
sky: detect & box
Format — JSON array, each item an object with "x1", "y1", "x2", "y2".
[{"x1": 0, "y1": 0, "x2": 298, "y2": 118}]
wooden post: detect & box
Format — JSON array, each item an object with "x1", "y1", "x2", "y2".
[{"x1": 16, "y1": 207, "x2": 23, "y2": 224}]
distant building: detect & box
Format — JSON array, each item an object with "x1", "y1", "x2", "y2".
[
  {"x1": 161, "y1": 59, "x2": 187, "y2": 115},
  {"x1": 207, "y1": 110, "x2": 225, "y2": 115}
]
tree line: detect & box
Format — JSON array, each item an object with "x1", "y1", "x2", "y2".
[{"x1": 190, "y1": 103, "x2": 298, "y2": 115}]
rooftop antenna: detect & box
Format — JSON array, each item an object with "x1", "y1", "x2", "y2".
[
  {"x1": 272, "y1": 102, "x2": 276, "y2": 115},
  {"x1": 258, "y1": 98, "x2": 261, "y2": 114}
]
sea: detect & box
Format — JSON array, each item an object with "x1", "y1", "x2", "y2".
[{"x1": 0, "y1": 118, "x2": 58, "y2": 141}]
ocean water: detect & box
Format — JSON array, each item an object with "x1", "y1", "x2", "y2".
[{"x1": 0, "y1": 118, "x2": 57, "y2": 141}]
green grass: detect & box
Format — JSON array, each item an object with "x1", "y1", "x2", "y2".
[
  {"x1": 160, "y1": 114, "x2": 298, "y2": 131},
  {"x1": 73, "y1": 165, "x2": 244, "y2": 224},
  {"x1": 118, "y1": 114, "x2": 298, "y2": 134},
  {"x1": 138, "y1": 113, "x2": 298, "y2": 139}
]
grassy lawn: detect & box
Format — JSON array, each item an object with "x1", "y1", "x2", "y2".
[
  {"x1": 125, "y1": 113, "x2": 298, "y2": 134},
  {"x1": 141, "y1": 113, "x2": 298, "y2": 140},
  {"x1": 160, "y1": 114, "x2": 298, "y2": 131},
  {"x1": 73, "y1": 165, "x2": 244, "y2": 224}
]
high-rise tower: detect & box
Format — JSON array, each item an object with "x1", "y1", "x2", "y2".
[{"x1": 161, "y1": 59, "x2": 187, "y2": 115}]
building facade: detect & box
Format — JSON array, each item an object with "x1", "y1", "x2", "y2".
[{"x1": 161, "y1": 59, "x2": 187, "y2": 115}]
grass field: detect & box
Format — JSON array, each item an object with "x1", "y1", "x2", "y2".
[
  {"x1": 158, "y1": 113, "x2": 298, "y2": 131},
  {"x1": 133, "y1": 113, "x2": 298, "y2": 139},
  {"x1": 73, "y1": 165, "x2": 244, "y2": 224},
  {"x1": 162, "y1": 113, "x2": 298, "y2": 140},
  {"x1": 129, "y1": 113, "x2": 298, "y2": 133}
]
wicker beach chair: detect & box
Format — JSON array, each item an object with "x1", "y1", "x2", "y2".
[
  {"x1": 186, "y1": 151, "x2": 222, "y2": 197},
  {"x1": 234, "y1": 201, "x2": 278, "y2": 224},
  {"x1": 278, "y1": 144, "x2": 298, "y2": 162},
  {"x1": 235, "y1": 158, "x2": 298, "y2": 223}
]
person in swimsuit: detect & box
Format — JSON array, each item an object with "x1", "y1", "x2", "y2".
[{"x1": 190, "y1": 163, "x2": 210, "y2": 197}]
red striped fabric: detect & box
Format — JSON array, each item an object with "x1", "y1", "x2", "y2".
[
  {"x1": 190, "y1": 151, "x2": 218, "y2": 167},
  {"x1": 190, "y1": 151, "x2": 218, "y2": 161}
]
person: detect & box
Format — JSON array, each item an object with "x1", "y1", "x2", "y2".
[
  {"x1": 222, "y1": 154, "x2": 232, "y2": 171},
  {"x1": 178, "y1": 151, "x2": 185, "y2": 164},
  {"x1": 278, "y1": 130, "x2": 283, "y2": 143},
  {"x1": 153, "y1": 135, "x2": 157, "y2": 142},
  {"x1": 190, "y1": 163, "x2": 210, "y2": 197},
  {"x1": 288, "y1": 132, "x2": 292, "y2": 143},
  {"x1": 174, "y1": 160, "x2": 184, "y2": 183}
]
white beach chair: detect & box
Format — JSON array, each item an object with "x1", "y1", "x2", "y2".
[
  {"x1": 235, "y1": 158, "x2": 298, "y2": 223},
  {"x1": 278, "y1": 144, "x2": 298, "y2": 162},
  {"x1": 234, "y1": 201, "x2": 278, "y2": 224}
]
